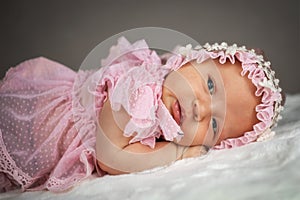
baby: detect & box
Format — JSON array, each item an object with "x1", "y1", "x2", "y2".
[
  {"x1": 0, "y1": 37, "x2": 284, "y2": 192},
  {"x1": 95, "y1": 38, "x2": 285, "y2": 174}
]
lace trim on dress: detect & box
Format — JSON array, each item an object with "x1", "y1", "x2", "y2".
[
  {"x1": 31, "y1": 148, "x2": 97, "y2": 192},
  {"x1": 0, "y1": 130, "x2": 35, "y2": 191}
]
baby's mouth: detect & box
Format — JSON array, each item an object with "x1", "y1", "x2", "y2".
[{"x1": 172, "y1": 100, "x2": 182, "y2": 125}]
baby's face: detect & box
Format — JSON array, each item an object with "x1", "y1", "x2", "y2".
[{"x1": 162, "y1": 59, "x2": 260, "y2": 147}]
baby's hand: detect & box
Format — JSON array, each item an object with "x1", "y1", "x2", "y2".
[{"x1": 182, "y1": 145, "x2": 208, "y2": 159}]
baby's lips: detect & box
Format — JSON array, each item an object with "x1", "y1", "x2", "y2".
[{"x1": 172, "y1": 100, "x2": 181, "y2": 125}]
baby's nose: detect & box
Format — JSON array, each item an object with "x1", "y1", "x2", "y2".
[{"x1": 192, "y1": 99, "x2": 211, "y2": 121}]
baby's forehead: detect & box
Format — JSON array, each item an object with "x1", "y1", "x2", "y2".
[
  {"x1": 189, "y1": 58, "x2": 257, "y2": 102},
  {"x1": 189, "y1": 59, "x2": 243, "y2": 79}
]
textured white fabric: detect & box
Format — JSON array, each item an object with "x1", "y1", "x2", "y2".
[{"x1": 1, "y1": 94, "x2": 299, "y2": 200}]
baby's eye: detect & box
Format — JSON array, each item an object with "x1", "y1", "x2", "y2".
[
  {"x1": 211, "y1": 118, "x2": 218, "y2": 135},
  {"x1": 207, "y1": 77, "x2": 215, "y2": 94}
]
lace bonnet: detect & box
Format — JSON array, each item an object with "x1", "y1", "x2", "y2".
[{"x1": 165, "y1": 42, "x2": 285, "y2": 149}]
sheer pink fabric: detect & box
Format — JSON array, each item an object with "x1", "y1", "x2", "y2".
[
  {"x1": 0, "y1": 57, "x2": 103, "y2": 192},
  {"x1": 0, "y1": 38, "x2": 183, "y2": 192}
]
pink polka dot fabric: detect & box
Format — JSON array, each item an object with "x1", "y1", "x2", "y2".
[
  {"x1": 0, "y1": 37, "x2": 182, "y2": 192},
  {"x1": 0, "y1": 57, "x2": 102, "y2": 192}
]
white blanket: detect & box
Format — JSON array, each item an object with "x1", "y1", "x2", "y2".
[{"x1": 1, "y1": 94, "x2": 300, "y2": 200}]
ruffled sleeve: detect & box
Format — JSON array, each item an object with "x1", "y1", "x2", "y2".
[{"x1": 92, "y1": 37, "x2": 183, "y2": 148}]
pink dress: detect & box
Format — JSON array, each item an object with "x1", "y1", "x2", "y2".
[
  {"x1": 0, "y1": 57, "x2": 102, "y2": 192},
  {"x1": 0, "y1": 37, "x2": 182, "y2": 192}
]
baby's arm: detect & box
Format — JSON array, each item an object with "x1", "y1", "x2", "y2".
[
  {"x1": 97, "y1": 99, "x2": 207, "y2": 175},
  {"x1": 97, "y1": 140, "x2": 207, "y2": 175}
]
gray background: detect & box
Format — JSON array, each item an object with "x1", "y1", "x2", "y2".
[{"x1": 0, "y1": 0, "x2": 299, "y2": 94}]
